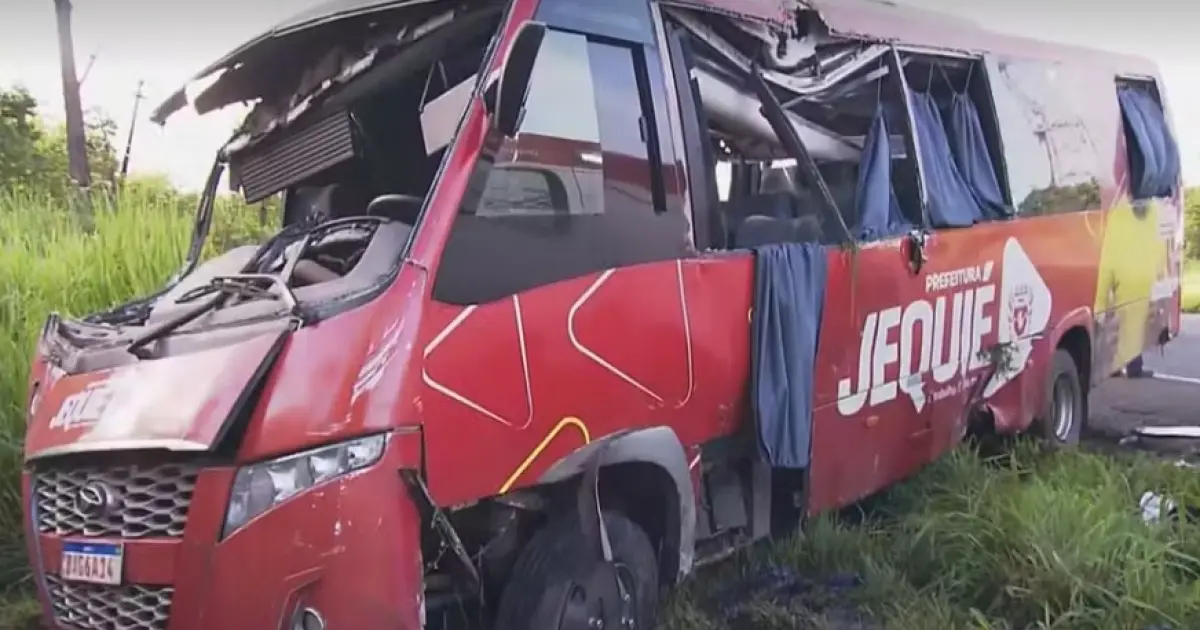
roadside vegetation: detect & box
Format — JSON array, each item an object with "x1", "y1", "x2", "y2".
[
  {"x1": 1182, "y1": 259, "x2": 1200, "y2": 314},
  {"x1": 1184, "y1": 188, "x2": 1200, "y2": 314},
  {"x1": 3, "y1": 84, "x2": 1200, "y2": 629},
  {"x1": 664, "y1": 442, "x2": 1200, "y2": 630}
]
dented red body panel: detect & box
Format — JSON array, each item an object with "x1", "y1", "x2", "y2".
[
  {"x1": 25, "y1": 333, "x2": 283, "y2": 459},
  {"x1": 21, "y1": 0, "x2": 1182, "y2": 628}
]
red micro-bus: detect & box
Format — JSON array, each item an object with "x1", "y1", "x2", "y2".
[{"x1": 21, "y1": 0, "x2": 1183, "y2": 628}]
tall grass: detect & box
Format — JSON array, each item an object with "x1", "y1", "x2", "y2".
[
  {"x1": 0, "y1": 187, "x2": 275, "y2": 595},
  {"x1": 2, "y1": 189, "x2": 1199, "y2": 628},
  {"x1": 665, "y1": 443, "x2": 1200, "y2": 630},
  {"x1": 1182, "y1": 259, "x2": 1200, "y2": 313}
]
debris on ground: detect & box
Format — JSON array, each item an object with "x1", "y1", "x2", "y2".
[
  {"x1": 1118, "y1": 422, "x2": 1200, "y2": 527},
  {"x1": 1122, "y1": 424, "x2": 1200, "y2": 458},
  {"x1": 706, "y1": 565, "x2": 877, "y2": 629},
  {"x1": 1139, "y1": 491, "x2": 1180, "y2": 524}
]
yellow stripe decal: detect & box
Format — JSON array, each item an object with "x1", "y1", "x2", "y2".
[{"x1": 499, "y1": 416, "x2": 592, "y2": 494}]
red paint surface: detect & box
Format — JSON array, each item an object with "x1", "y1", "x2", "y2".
[
  {"x1": 30, "y1": 442, "x2": 424, "y2": 630},
  {"x1": 22, "y1": 0, "x2": 1183, "y2": 627},
  {"x1": 24, "y1": 333, "x2": 283, "y2": 459}
]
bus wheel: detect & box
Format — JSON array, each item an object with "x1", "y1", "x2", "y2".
[
  {"x1": 493, "y1": 510, "x2": 658, "y2": 630},
  {"x1": 1038, "y1": 349, "x2": 1084, "y2": 448}
]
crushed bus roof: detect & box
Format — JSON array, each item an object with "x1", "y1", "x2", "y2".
[
  {"x1": 152, "y1": 0, "x2": 1160, "y2": 126},
  {"x1": 150, "y1": 0, "x2": 444, "y2": 124}
]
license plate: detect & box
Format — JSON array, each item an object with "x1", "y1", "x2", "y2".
[{"x1": 60, "y1": 541, "x2": 123, "y2": 586}]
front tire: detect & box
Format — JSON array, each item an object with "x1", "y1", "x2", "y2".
[
  {"x1": 493, "y1": 510, "x2": 659, "y2": 630},
  {"x1": 1036, "y1": 349, "x2": 1085, "y2": 448}
]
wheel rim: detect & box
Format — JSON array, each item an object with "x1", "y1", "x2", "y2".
[
  {"x1": 560, "y1": 564, "x2": 638, "y2": 630},
  {"x1": 1051, "y1": 373, "x2": 1076, "y2": 442},
  {"x1": 613, "y1": 565, "x2": 637, "y2": 630}
]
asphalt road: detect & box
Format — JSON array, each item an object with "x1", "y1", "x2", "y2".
[{"x1": 1089, "y1": 314, "x2": 1200, "y2": 438}]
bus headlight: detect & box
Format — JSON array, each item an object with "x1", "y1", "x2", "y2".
[{"x1": 222, "y1": 434, "x2": 388, "y2": 538}]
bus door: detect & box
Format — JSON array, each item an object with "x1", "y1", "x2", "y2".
[
  {"x1": 812, "y1": 162, "x2": 936, "y2": 507},
  {"x1": 834, "y1": 230, "x2": 937, "y2": 501}
]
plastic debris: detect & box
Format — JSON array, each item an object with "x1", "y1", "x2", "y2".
[
  {"x1": 1125, "y1": 424, "x2": 1200, "y2": 457},
  {"x1": 1138, "y1": 491, "x2": 1200, "y2": 525},
  {"x1": 1139, "y1": 491, "x2": 1178, "y2": 524}
]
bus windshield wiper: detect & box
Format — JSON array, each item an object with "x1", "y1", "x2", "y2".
[
  {"x1": 174, "y1": 274, "x2": 284, "y2": 305},
  {"x1": 127, "y1": 274, "x2": 299, "y2": 359}
]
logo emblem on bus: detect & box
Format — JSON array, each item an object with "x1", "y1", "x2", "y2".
[
  {"x1": 75, "y1": 481, "x2": 118, "y2": 518},
  {"x1": 1009, "y1": 284, "x2": 1033, "y2": 337}
]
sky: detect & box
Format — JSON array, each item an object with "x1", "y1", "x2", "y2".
[{"x1": 2, "y1": 0, "x2": 1199, "y2": 192}]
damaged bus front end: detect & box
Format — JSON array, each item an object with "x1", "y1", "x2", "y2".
[{"x1": 21, "y1": 0, "x2": 533, "y2": 627}]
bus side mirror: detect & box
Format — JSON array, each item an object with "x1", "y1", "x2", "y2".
[{"x1": 485, "y1": 20, "x2": 547, "y2": 137}]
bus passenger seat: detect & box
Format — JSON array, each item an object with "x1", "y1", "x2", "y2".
[
  {"x1": 792, "y1": 215, "x2": 823, "y2": 243},
  {"x1": 734, "y1": 215, "x2": 797, "y2": 248},
  {"x1": 723, "y1": 195, "x2": 788, "y2": 245}
]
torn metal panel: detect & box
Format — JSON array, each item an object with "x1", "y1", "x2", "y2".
[
  {"x1": 1131, "y1": 425, "x2": 1200, "y2": 455},
  {"x1": 802, "y1": 0, "x2": 983, "y2": 44},
  {"x1": 664, "y1": 5, "x2": 891, "y2": 161},
  {"x1": 150, "y1": 0, "x2": 445, "y2": 125},
  {"x1": 657, "y1": 0, "x2": 981, "y2": 49},
  {"x1": 803, "y1": 0, "x2": 1158, "y2": 74},
  {"x1": 1136, "y1": 425, "x2": 1200, "y2": 440},
  {"x1": 222, "y1": 4, "x2": 485, "y2": 158},
  {"x1": 694, "y1": 67, "x2": 861, "y2": 161},
  {"x1": 272, "y1": 0, "x2": 443, "y2": 34},
  {"x1": 657, "y1": 0, "x2": 802, "y2": 28}
]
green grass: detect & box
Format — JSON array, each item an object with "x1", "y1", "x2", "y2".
[
  {"x1": 0, "y1": 591, "x2": 32, "y2": 630},
  {"x1": 665, "y1": 442, "x2": 1200, "y2": 630},
  {"x1": 1, "y1": 189, "x2": 198, "y2": 571},
  {"x1": 1182, "y1": 259, "x2": 1200, "y2": 313},
  {"x1": 0, "y1": 188, "x2": 274, "y2": 624},
  {"x1": 2, "y1": 192, "x2": 1200, "y2": 628},
  {"x1": 0, "y1": 594, "x2": 39, "y2": 630}
]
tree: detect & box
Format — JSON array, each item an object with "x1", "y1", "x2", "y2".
[
  {"x1": 34, "y1": 108, "x2": 119, "y2": 194},
  {"x1": 53, "y1": 0, "x2": 91, "y2": 191},
  {"x1": 0, "y1": 84, "x2": 118, "y2": 203},
  {"x1": 0, "y1": 86, "x2": 45, "y2": 190}
]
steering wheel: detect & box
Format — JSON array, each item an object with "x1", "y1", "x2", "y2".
[{"x1": 366, "y1": 194, "x2": 425, "y2": 222}]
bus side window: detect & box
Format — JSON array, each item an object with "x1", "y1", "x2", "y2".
[
  {"x1": 986, "y1": 57, "x2": 1103, "y2": 216},
  {"x1": 1115, "y1": 78, "x2": 1181, "y2": 201},
  {"x1": 432, "y1": 30, "x2": 690, "y2": 306},
  {"x1": 900, "y1": 55, "x2": 1013, "y2": 229}
]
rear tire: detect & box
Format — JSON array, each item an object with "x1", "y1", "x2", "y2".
[
  {"x1": 1035, "y1": 349, "x2": 1084, "y2": 448},
  {"x1": 493, "y1": 510, "x2": 659, "y2": 630}
]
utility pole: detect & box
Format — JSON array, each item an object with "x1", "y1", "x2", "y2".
[
  {"x1": 119, "y1": 80, "x2": 145, "y2": 182},
  {"x1": 53, "y1": 0, "x2": 92, "y2": 195}
]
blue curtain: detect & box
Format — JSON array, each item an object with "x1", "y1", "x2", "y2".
[
  {"x1": 909, "y1": 91, "x2": 984, "y2": 228},
  {"x1": 947, "y1": 93, "x2": 1010, "y2": 220},
  {"x1": 854, "y1": 109, "x2": 912, "y2": 241},
  {"x1": 1120, "y1": 89, "x2": 1161, "y2": 197},
  {"x1": 1118, "y1": 86, "x2": 1180, "y2": 199},
  {"x1": 750, "y1": 242, "x2": 828, "y2": 469}
]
